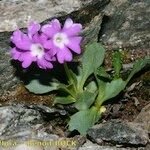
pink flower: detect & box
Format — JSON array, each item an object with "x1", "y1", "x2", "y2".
[
  {"x1": 11, "y1": 22, "x2": 55, "y2": 69},
  {"x1": 42, "y1": 18, "x2": 82, "y2": 63}
]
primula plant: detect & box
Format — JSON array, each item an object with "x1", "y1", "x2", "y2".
[{"x1": 11, "y1": 18, "x2": 150, "y2": 135}]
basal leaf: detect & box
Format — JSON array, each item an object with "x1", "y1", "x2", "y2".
[
  {"x1": 112, "y1": 51, "x2": 122, "y2": 78},
  {"x1": 80, "y1": 42, "x2": 105, "y2": 88},
  {"x1": 103, "y1": 78, "x2": 126, "y2": 101},
  {"x1": 75, "y1": 90, "x2": 97, "y2": 110},
  {"x1": 68, "y1": 69, "x2": 78, "y2": 86},
  {"x1": 96, "y1": 78, "x2": 106, "y2": 105},
  {"x1": 97, "y1": 66, "x2": 111, "y2": 79},
  {"x1": 58, "y1": 84, "x2": 76, "y2": 97},
  {"x1": 69, "y1": 106, "x2": 100, "y2": 135},
  {"x1": 64, "y1": 63, "x2": 78, "y2": 86},
  {"x1": 25, "y1": 80, "x2": 59, "y2": 94},
  {"x1": 54, "y1": 96, "x2": 76, "y2": 104},
  {"x1": 126, "y1": 57, "x2": 150, "y2": 84},
  {"x1": 85, "y1": 81, "x2": 98, "y2": 93}
]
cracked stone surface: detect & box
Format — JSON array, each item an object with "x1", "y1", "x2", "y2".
[
  {"x1": 88, "y1": 120, "x2": 149, "y2": 146},
  {"x1": 100, "y1": 0, "x2": 150, "y2": 49},
  {"x1": 0, "y1": 103, "x2": 63, "y2": 140},
  {"x1": 0, "y1": 103, "x2": 62, "y2": 149},
  {"x1": 0, "y1": 0, "x2": 102, "y2": 32},
  {"x1": 134, "y1": 103, "x2": 150, "y2": 133}
]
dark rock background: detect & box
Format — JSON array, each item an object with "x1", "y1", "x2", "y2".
[{"x1": 100, "y1": 0, "x2": 150, "y2": 49}]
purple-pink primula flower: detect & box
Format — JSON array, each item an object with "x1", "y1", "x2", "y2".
[
  {"x1": 11, "y1": 22, "x2": 55, "y2": 69},
  {"x1": 42, "y1": 18, "x2": 82, "y2": 63}
]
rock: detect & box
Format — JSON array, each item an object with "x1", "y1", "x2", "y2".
[
  {"x1": 63, "y1": 135, "x2": 86, "y2": 150},
  {"x1": 0, "y1": 0, "x2": 109, "y2": 97},
  {"x1": 144, "y1": 144, "x2": 150, "y2": 150},
  {"x1": 13, "y1": 143, "x2": 44, "y2": 150},
  {"x1": 78, "y1": 140, "x2": 128, "y2": 150},
  {"x1": 0, "y1": 0, "x2": 109, "y2": 32},
  {"x1": 0, "y1": 141, "x2": 59, "y2": 150},
  {"x1": 0, "y1": 33, "x2": 19, "y2": 98},
  {"x1": 0, "y1": 103, "x2": 70, "y2": 149},
  {"x1": 100, "y1": 0, "x2": 150, "y2": 50},
  {"x1": 88, "y1": 120, "x2": 149, "y2": 146},
  {"x1": 134, "y1": 103, "x2": 150, "y2": 133},
  {"x1": 0, "y1": 103, "x2": 62, "y2": 140}
]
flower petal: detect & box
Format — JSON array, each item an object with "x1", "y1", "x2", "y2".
[
  {"x1": 57, "y1": 47, "x2": 73, "y2": 64},
  {"x1": 19, "y1": 52, "x2": 33, "y2": 68},
  {"x1": 51, "y1": 19, "x2": 61, "y2": 31},
  {"x1": 41, "y1": 19, "x2": 61, "y2": 37},
  {"x1": 66, "y1": 36, "x2": 82, "y2": 54},
  {"x1": 11, "y1": 30, "x2": 31, "y2": 50},
  {"x1": 40, "y1": 33, "x2": 48, "y2": 44},
  {"x1": 32, "y1": 33, "x2": 48, "y2": 46},
  {"x1": 63, "y1": 23, "x2": 82, "y2": 37},
  {"x1": 19, "y1": 52, "x2": 30, "y2": 61},
  {"x1": 44, "y1": 52, "x2": 55, "y2": 61},
  {"x1": 32, "y1": 33, "x2": 41, "y2": 43},
  {"x1": 11, "y1": 48, "x2": 21, "y2": 60},
  {"x1": 22, "y1": 59, "x2": 33, "y2": 68},
  {"x1": 63, "y1": 18, "x2": 73, "y2": 29},
  {"x1": 28, "y1": 21, "x2": 41, "y2": 38},
  {"x1": 41, "y1": 24, "x2": 56, "y2": 38},
  {"x1": 37, "y1": 58, "x2": 53, "y2": 69},
  {"x1": 43, "y1": 40, "x2": 57, "y2": 55}
]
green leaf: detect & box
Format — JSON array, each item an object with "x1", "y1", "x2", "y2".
[
  {"x1": 68, "y1": 69, "x2": 78, "y2": 86},
  {"x1": 80, "y1": 42, "x2": 105, "y2": 88},
  {"x1": 126, "y1": 57, "x2": 150, "y2": 84},
  {"x1": 75, "y1": 90, "x2": 97, "y2": 110},
  {"x1": 94, "y1": 71, "x2": 106, "y2": 97},
  {"x1": 76, "y1": 66, "x2": 84, "y2": 88},
  {"x1": 58, "y1": 84, "x2": 76, "y2": 97},
  {"x1": 64, "y1": 63, "x2": 77, "y2": 86},
  {"x1": 97, "y1": 66, "x2": 111, "y2": 79},
  {"x1": 102, "y1": 78, "x2": 126, "y2": 102},
  {"x1": 69, "y1": 106, "x2": 100, "y2": 135},
  {"x1": 112, "y1": 51, "x2": 122, "y2": 78},
  {"x1": 96, "y1": 78, "x2": 106, "y2": 105},
  {"x1": 25, "y1": 80, "x2": 59, "y2": 94},
  {"x1": 54, "y1": 96, "x2": 76, "y2": 104},
  {"x1": 96, "y1": 57, "x2": 150, "y2": 104},
  {"x1": 85, "y1": 81, "x2": 98, "y2": 93}
]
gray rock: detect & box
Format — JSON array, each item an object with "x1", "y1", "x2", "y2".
[
  {"x1": 88, "y1": 120, "x2": 149, "y2": 146},
  {"x1": 0, "y1": 103, "x2": 62, "y2": 141},
  {"x1": 134, "y1": 103, "x2": 150, "y2": 133},
  {"x1": 0, "y1": 103, "x2": 64, "y2": 149},
  {"x1": 100, "y1": 0, "x2": 150, "y2": 49},
  {"x1": 144, "y1": 144, "x2": 150, "y2": 150},
  {"x1": 0, "y1": 0, "x2": 108, "y2": 32},
  {"x1": 0, "y1": 32, "x2": 19, "y2": 98},
  {"x1": 78, "y1": 140, "x2": 128, "y2": 150},
  {"x1": 0, "y1": 0, "x2": 109, "y2": 97},
  {"x1": 3, "y1": 143, "x2": 45, "y2": 150}
]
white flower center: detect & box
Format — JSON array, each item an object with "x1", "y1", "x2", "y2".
[
  {"x1": 53, "y1": 33, "x2": 69, "y2": 48},
  {"x1": 30, "y1": 43, "x2": 44, "y2": 59}
]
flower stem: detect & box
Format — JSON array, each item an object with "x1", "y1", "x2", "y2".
[
  {"x1": 64, "y1": 62, "x2": 72, "y2": 84},
  {"x1": 94, "y1": 93, "x2": 104, "y2": 110},
  {"x1": 63, "y1": 62, "x2": 77, "y2": 95}
]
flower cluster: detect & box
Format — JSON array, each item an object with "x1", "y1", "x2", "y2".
[{"x1": 11, "y1": 18, "x2": 82, "y2": 69}]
